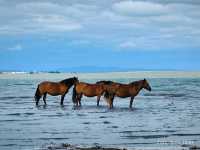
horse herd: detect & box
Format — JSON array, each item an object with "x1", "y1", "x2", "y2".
[{"x1": 34, "y1": 77, "x2": 152, "y2": 109}]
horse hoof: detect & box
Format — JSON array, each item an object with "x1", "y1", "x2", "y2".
[{"x1": 129, "y1": 107, "x2": 134, "y2": 111}]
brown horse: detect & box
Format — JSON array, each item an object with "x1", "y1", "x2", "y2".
[
  {"x1": 102, "y1": 79, "x2": 151, "y2": 108},
  {"x1": 34, "y1": 77, "x2": 78, "y2": 105},
  {"x1": 96, "y1": 80, "x2": 120, "y2": 106},
  {"x1": 72, "y1": 82, "x2": 107, "y2": 106}
]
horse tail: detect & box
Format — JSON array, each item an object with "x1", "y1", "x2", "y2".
[
  {"x1": 34, "y1": 85, "x2": 41, "y2": 100},
  {"x1": 104, "y1": 90, "x2": 110, "y2": 99},
  {"x1": 72, "y1": 85, "x2": 77, "y2": 104},
  {"x1": 104, "y1": 90, "x2": 115, "y2": 106}
]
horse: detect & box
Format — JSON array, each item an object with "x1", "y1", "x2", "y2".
[
  {"x1": 96, "y1": 80, "x2": 120, "y2": 107},
  {"x1": 72, "y1": 82, "x2": 107, "y2": 107},
  {"x1": 34, "y1": 77, "x2": 78, "y2": 106},
  {"x1": 103, "y1": 79, "x2": 151, "y2": 109}
]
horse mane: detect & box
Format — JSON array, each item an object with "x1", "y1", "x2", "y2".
[
  {"x1": 129, "y1": 80, "x2": 144, "y2": 86},
  {"x1": 60, "y1": 77, "x2": 76, "y2": 85},
  {"x1": 96, "y1": 80, "x2": 114, "y2": 85}
]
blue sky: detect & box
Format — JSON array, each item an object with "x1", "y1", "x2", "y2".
[{"x1": 0, "y1": 0, "x2": 200, "y2": 72}]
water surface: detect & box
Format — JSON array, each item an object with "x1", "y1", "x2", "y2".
[{"x1": 0, "y1": 76, "x2": 200, "y2": 149}]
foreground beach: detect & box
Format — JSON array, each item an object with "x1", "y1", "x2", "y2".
[
  {"x1": 46, "y1": 143, "x2": 200, "y2": 150},
  {"x1": 0, "y1": 71, "x2": 200, "y2": 150}
]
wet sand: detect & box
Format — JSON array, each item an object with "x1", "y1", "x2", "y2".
[
  {"x1": 47, "y1": 143, "x2": 127, "y2": 150},
  {"x1": 46, "y1": 143, "x2": 200, "y2": 150}
]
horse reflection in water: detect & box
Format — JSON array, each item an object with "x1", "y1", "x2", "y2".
[{"x1": 34, "y1": 77, "x2": 78, "y2": 105}]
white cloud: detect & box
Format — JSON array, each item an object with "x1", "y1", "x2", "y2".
[
  {"x1": 8, "y1": 44, "x2": 22, "y2": 51},
  {"x1": 31, "y1": 15, "x2": 82, "y2": 32},
  {"x1": 0, "y1": 0, "x2": 200, "y2": 51},
  {"x1": 112, "y1": 1, "x2": 169, "y2": 16},
  {"x1": 0, "y1": 1, "x2": 83, "y2": 35},
  {"x1": 119, "y1": 41, "x2": 137, "y2": 49},
  {"x1": 118, "y1": 37, "x2": 161, "y2": 51}
]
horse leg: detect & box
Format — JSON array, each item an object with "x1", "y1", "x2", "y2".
[
  {"x1": 43, "y1": 93, "x2": 47, "y2": 105},
  {"x1": 129, "y1": 96, "x2": 134, "y2": 108},
  {"x1": 36, "y1": 97, "x2": 40, "y2": 106},
  {"x1": 110, "y1": 95, "x2": 114, "y2": 109},
  {"x1": 108, "y1": 98, "x2": 112, "y2": 109},
  {"x1": 109, "y1": 99, "x2": 113, "y2": 109},
  {"x1": 78, "y1": 94, "x2": 82, "y2": 107},
  {"x1": 74, "y1": 93, "x2": 79, "y2": 106},
  {"x1": 60, "y1": 94, "x2": 66, "y2": 105},
  {"x1": 75, "y1": 94, "x2": 79, "y2": 106},
  {"x1": 106, "y1": 92, "x2": 114, "y2": 109},
  {"x1": 97, "y1": 95, "x2": 101, "y2": 106},
  {"x1": 35, "y1": 86, "x2": 42, "y2": 106},
  {"x1": 76, "y1": 93, "x2": 82, "y2": 107},
  {"x1": 35, "y1": 94, "x2": 42, "y2": 106},
  {"x1": 107, "y1": 95, "x2": 113, "y2": 109},
  {"x1": 79, "y1": 100, "x2": 82, "y2": 107}
]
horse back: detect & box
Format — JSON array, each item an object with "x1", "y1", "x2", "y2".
[
  {"x1": 104, "y1": 83, "x2": 120, "y2": 93},
  {"x1": 38, "y1": 81, "x2": 67, "y2": 95},
  {"x1": 75, "y1": 82, "x2": 103, "y2": 96},
  {"x1": 115, "y1": 84, "x2": 134, "y2": 98}
]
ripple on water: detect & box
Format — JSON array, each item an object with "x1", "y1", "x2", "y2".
[
  {"x1": 109, "y1": 125, "x2": 119, "y2": 129},
  {"x1": 121, "y1": 134, "x2": 170, "y2": 139},
  {"x1": 144, "y1": 93, "x2": 186, "y2": 98},
  {"x1": 0, "y1": 96, "x2": 33, "y2": 100},
  {"x1": 23, "y1": 112, "x2": 35, "y2": 115},
  {"x1": 99, "y1": 116, "x2": 107, "y2": 118},
  {"x1": 83, "y1": 122, "x2": 91, "y2": 125},
  {"x1": 40, "y1": 114, "x2": 64, "y2": 117},
  {"x1": 77, "y1": 113, "x2": 87, "y2": 117},
  {"x1": 103, "y1": 121, "x2": 111, "y2": 124},
  {"x1": 7, "y1": 113, "x2": 21, "y2": 116},
  {"x1": 13, "y1": 83, "x2": 33, "y2": 86}
]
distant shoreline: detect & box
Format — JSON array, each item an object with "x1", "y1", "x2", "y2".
[{"x1": 0, "y1": 71, "x2": 200, "y2": 79}]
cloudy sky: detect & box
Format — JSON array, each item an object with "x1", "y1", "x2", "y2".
[{"x1": 0, "y1": 0, "x2": 200, "y2": 71}]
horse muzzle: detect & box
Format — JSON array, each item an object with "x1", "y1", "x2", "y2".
[{"x1": 148, "y1": 87, "x2": 152, "y2": 91}]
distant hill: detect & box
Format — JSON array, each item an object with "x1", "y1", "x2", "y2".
[{"x1": 0, "y1": 66, "x2": 178, "y2": 73}]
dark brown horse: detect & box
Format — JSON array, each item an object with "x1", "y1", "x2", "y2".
[
  {"x1": 102, "y1": 79, "x2": 151, "y2": 108},
  {"x1": 72, "y1": 82, "x2": 107, "y2": 106},
  {"x1": 96, "y1": 80, "x2": 120, "y2": 107},
  {"x1": 35, "y1": 77, "x2": 78, "y2": 105}
]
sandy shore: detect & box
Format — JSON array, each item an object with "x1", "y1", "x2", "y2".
[
  {"x1": 45, "y1": 143, "x2": 200, "y2": 150},
  {"x1": 0, "y1": 71, "x2": 200, "y2": 80}
]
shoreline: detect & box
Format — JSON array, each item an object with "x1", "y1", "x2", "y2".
[
  {"x1": 0, "y1": 71, "x2": 200, "y2": 79},
  {"x1": 44, "y1": 143, "x2": 200, "y2": 150}
]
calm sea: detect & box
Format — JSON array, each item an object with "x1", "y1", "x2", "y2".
[{"x1": 0, "y1": 74, "x2": 200, "y2": 150}]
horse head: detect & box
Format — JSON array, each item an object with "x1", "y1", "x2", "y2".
[{"x1": 143, "y1": 79, "x2": 151, "y2": 91}]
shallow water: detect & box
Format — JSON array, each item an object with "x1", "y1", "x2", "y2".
[{"x1": 0, "y1": 76, "x2": 200, "y2": 150}]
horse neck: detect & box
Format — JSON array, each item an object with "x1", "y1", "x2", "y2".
[
  {"x1": 131, "y1": 80, "x2": 144, "y2": 93},
  {"x1": 62, "y1": 80, "x2": 75, "y2": 88},
  {"x1": 68, "y1": 82, "x2": 74, "y2": 88}
]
